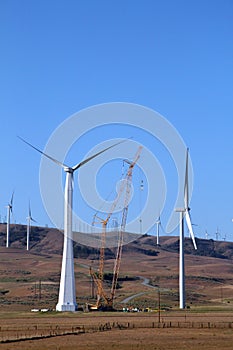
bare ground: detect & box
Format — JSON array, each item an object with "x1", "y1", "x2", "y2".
[
  {"x1": 0, "y1": 312, "x2": 232, "y2": 350},
  {"x1": 0, "y1": 326, "x2": 232, "y2": 350}
]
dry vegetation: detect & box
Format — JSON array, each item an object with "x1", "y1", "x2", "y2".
[
  {"x1": 0, "y1": 312, "x2": 232, "y2": 349},
  {"x1": 0, "y1": 224, "x2": 232, "y2": 348}
]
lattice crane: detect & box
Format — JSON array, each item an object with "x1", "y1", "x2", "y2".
[
  {"x1": 89, "y1": 146, "x2": 142, "y2": 310},
  {"x1": 110, "y1": 146, "x2": 142, "y2": 304}
]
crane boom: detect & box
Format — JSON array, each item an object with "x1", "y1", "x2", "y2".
[
  {"x1": 110, "y1": 146, "x2": 142, "y2": 301},
  {"x1": 89, "y1": 146, "x2": 142, "y2": 310},
  {"x1": 92, "y1": 163, "x2": 135, "y2": 305}
]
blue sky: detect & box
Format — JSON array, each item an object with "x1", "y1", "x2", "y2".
[{"x1": 0, "y1": 0, "x2": 232, "y2": 241}]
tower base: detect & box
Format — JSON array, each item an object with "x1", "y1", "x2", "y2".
[{"x1": 56, "y1": 303, "x2": 77, "y2": 312}]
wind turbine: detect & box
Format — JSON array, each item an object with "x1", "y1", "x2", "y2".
[
  {"x1": 215, "y1": 227, "x2": 220, "y2": 241},
  {"x1": 6, "y1": 191, "x2": 14, "y2": 248},
  {"x1": 155, "y1": 215, "x2": 161, "y2": 246},
  {"x1": 19, "y1": 136, "x2": 126, "y2": 311},
  {"x1": 26, "y1": 201, "x2": 36, "y2": 251},
  {"x1": 175, "y1": 148, "x2": 197, "y2": 309}
]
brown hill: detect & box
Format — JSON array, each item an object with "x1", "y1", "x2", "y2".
[
  {"x1": 0, "y1": 224, "x2": 232, "y2": 260},
  {"x1": 0, "y1": 224, "x2": 232, "y2": 312}
]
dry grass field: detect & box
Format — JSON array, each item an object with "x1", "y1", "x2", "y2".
[
  {"x1": 0, "y1": 225, "x2": 232, "y2": 348},
  {"x1": 0, "y1": 312, "x2": 232, "y2": 349}
]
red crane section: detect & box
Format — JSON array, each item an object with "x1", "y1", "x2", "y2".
[
  {"x1": 90, "y1": 146, "x2": 142, "y2": 310},
  {"x1": 110, "y1": 146, "x2": 142, "y2": 302}
]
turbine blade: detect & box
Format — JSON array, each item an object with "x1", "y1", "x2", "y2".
[
  {"x1": 10, "y1": 191, "x2": 14, "y2": 207},
  {"x1": 28, "y1": 200, "x2": 36, "y2": 222},
  {"x1": 18, "y1": 136, "x2": 68, "y2": 169},
  {"x1": 184, "y1": 148, "x2": 189, "y2": 209},
  {"x1": 185, "y1": 211, "x2": 197, "y2": 250},
  {"x1": 29, "y1": 201, "x2": 31, "y2": 218},
  {"x1": 72, "y1": 139, "x2": 129, "y2": 171}
]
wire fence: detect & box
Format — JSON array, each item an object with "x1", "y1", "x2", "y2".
[{"x1": 0, "y1": 321, "x2": 232, "y2": 344}]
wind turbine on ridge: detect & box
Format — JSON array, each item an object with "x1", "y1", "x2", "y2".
[
  {"x1": 19, "y1": 136, "x2": 126, "y2": 312},
  {"x1": 155, "y1": 215, "x2": 161, "y2": 246},
  {"x1": 26, "y1": 201, "x2": 36, "y2": 251},
  {"x1": 175, "y1": 148, "x2": 197, "y2": 309},
  {"x1": 6, "y1": 191, "x2": 14, "y2": 248}
]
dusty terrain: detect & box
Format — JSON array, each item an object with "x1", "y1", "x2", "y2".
[
  {"x1": 0, "y1": 224, "x2": 232, "y2": 348},
  {"x1": 0, "y1": 312, "x2": 232, "y2": 349},
  {"x1": 0, "y1": 224, "x2": 232, "y2": 312},
  {"x1": 14, "y1": 328, "x2": 231, "y2": 350}
]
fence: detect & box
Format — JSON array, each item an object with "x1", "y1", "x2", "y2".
[{"x1": 0, "y1": 321, "x2": 232, "y2": 344}]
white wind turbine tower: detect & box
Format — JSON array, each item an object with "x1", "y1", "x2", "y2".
[
  {"x1": 175, "y1": 148, "x2": 197, "y2": 309},
  {"x1": 19, "y1": 136, "x2": 125, "y2": 312},
  {"x1": 215, "y1": 227, "x2": 220, "y2": 241},
  {"x1": 155, "y1": 215, "x2": 161, "y2": 246},
  {"x1": 26, "y1": 201, "x2": 36, "y2": 251},
  {"x1": 6, "y1": 192, "x2": 14, "y2": 248}
]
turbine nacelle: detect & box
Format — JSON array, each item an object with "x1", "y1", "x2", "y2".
[
  {"x1": 27, "y1": 215, "x2": 37, "y2": 223},
  {"x1": 64, "y1": 166, "x2": 73, "y2": 174},
  {"x1": 175, "y1": 208, "x2": 186, "y2": 213}
]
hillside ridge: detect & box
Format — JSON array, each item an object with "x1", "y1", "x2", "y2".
[{"x1": 0, "y1": 223, "x2": 232, "y2": 260}]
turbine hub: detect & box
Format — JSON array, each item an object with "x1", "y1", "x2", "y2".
[{"x1": 64, "y1": 166, "x2": 73, "y2": 173}]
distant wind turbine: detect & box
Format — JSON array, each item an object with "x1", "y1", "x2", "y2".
[
  {"x1": 155, "y1": 215, "x2": 161, "y2": 246},
  {"x1": 6, "y1": 191, "x2": 14, "y2": 248},
  {"x1": 19, "y1": 136, "x2": 126, "y2": 312},
  {"x1": 26, "y1": 201, "x2": 36, "y2": 251},
  {"x1": 175, "y1": 148, "x2": 197, "y2": 309},
  {"x1": 215, "y1": 227, "x2": 220, "y2": 241}
]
